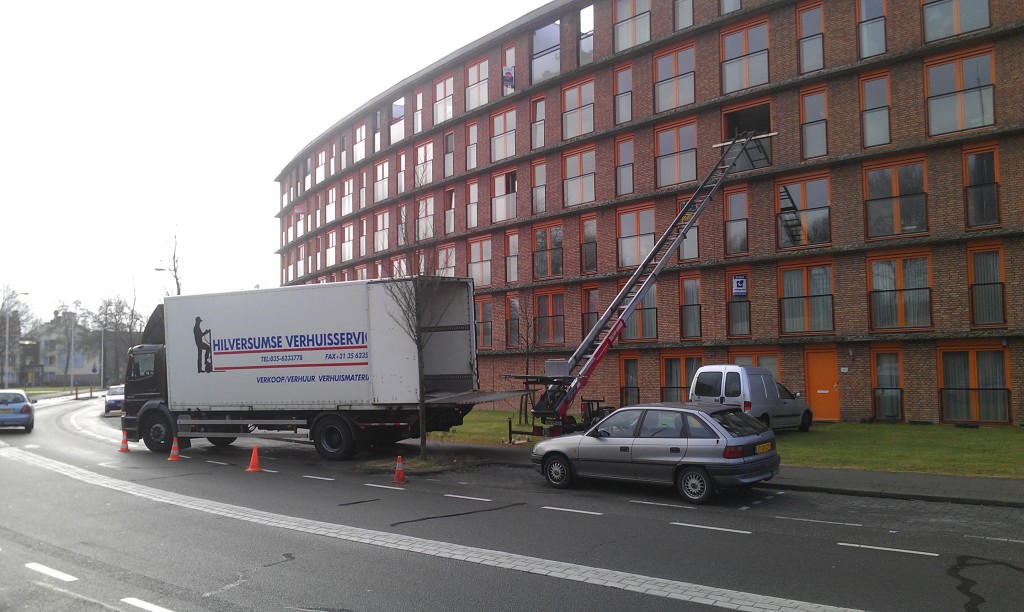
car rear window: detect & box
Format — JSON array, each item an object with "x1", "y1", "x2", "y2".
[
  {"x1": 0, "y1": 392, "x2": 27, "y2": 404},
  {"x1": 710, "y1": 408, "x2": 768, "y2": 436},
  {"x1": 693, "y1": 372, "x2": 722, "y2": 397}
]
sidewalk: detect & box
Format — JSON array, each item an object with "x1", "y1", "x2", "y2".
[{"x1": 401, "y1": 440, "x2": 1024, "y2": 509}]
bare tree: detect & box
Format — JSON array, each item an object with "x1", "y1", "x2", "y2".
[
  {"x1": 91, "y1": 295, "x2": 147, "y2": 385},
  {"x1": 1, "y1": 288, "x2": 33, "y2": 386},
  {"x1": 157, "y1": 236, "x2": 182, "y2": 296}
]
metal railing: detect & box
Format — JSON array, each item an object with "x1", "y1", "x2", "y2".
[
  {"x1": 656, "y1": 148, "x2": 696, "y2": 187},
  {"x1": 872, "y1": 387, "x2": 903, "y2": 421},
  {"x1": 533, "y1": 247, "x2": 563, "y2": 279},
  {"x1": 564, "y1": 173, "x2": 595, "y2": 206},
  {"x1": 722, "y1": 49, "x2": 768, "y2": 94},
  {"x1": 654, "y1": 72, "x2": 694, "y2": 113},
  {"x1": 535, "y1": 315, "x2": 565, "y2": 345},
  {"x1": 927, "y1": 84, "x2": 994, "y2": 136},
  {"x1": 869, "y1": 288, "x2": 932, "y2": 329},
  {"x1": 939, "y1": 388, "x2": 1010, "y2": 423},
  {"x1": 865, "y1": 193, "x2": 927, "y2": 238},
  {"x1": 777, "y1": 207, "x2": 830, "y2": 248},
  {"x1": 970, "y1": 282, "x2": 1005, "y2": 326},
  {"x1": 965, "y1": 183, "x2": 999, "y2": 228},
  {"x1": 779, "y1": 295, "x2": 834, "y2": 333},
  {"x1": 679, "y1": 303, "x2": 701, "y2": 338}
]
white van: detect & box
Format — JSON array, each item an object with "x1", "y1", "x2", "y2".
[{"x1": 688, "y1": 365, "x2": 812, "y2": 432}]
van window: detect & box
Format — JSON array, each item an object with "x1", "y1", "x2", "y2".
[
  {"x1": 725, "y1": 371, "x2": 742, "y2": 397},
  {"x1": 764, "y1": 376, "x2": 780, "y2": 400},
  {"x1": 777, "y1": 382, "x2": 796, "y2": 400},
  {"x1": 749, "y1": 375, "x2": 768, "y2": 402},
  {"x1": 693, "y1": 371, "x2": 722, "y2": 397}
]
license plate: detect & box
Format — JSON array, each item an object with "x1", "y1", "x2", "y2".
[
  {"x1": 755, "y1": 442, "x2": 772, "y2": 454},
  {"x1": 0, "y1": 408, "x2": 12, "y2": 414}
]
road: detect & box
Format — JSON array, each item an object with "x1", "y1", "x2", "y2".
[{"x1": 1, "y1": 396, "x2": 1022, "y2": 611}]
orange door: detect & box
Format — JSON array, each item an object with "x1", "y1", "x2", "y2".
[{"x1": 804, "y1": 346, "x2": 840, "y2": 421}]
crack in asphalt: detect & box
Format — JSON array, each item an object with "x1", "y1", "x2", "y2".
[
  {"x1": 945, "y1": 555, "x2": 1024, "y2": 611},
  {"x1": 203, "y1": 553, "x2": 298, "y2": 598},
  {"x1": 389, "y1": 502, "x2": 525, "y2": 527},
  {"x1": 337, "y1": 498, "x2": 379, "y2": 506}
]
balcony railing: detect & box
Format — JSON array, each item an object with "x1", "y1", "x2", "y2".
[
  {"x1": 873, "y1": 387, "x2": 903, "y2": 421},
  {"x1": 580, "y1": 242, "x2": 597, "y2": 274},
  {"x1": 533, "y1": 247, "x2": 563, "y2": 279},
  {"x1": 445, "y1": 208, "x2": 455, "y2": 234},
  {"x1": 862, "y1": 106, "x2": 890, "y2": 147},
  {"x1": 532, "y1": 185, "x2": 546, "y2": 214},
  {"x1": 620, "y1": 386, "x2": 640, "y2": 407},
  {"x1": 654, "y1": 72, "x2": 694, "y2": 113},
  {"x1": 390, "y1": 120, "x2": 405, "y2": 144},
  {"x1": 531, "y1": 47, "x2": 560, "y2": 85},
  {"x1": 535, "y1": 315, "x2": 565, "y2": 345},
  {"x1": 476, "y1": 321, "x2": 492, "y2": 347},
  {"x1": 416, "y1": 215, "x2": 434, "y2": 241},
  {"x1": 616, "y1": 164, "x2": 633, "y2": 196},
  {"x1": 444, "y1": 152, "x2": 454, "y2": 178},
  {"x1": 801, "y1": 119, "x2": 827, "y2": 159},
  {"x1": 433, "y1": 95, "x2": 453, "y2": 125},
  {"x1": 728, "y1": 301, "x2": 750, "y2": 336},
  {"x1": 374, "y1": 179, "x2": 388, "y2": 203},
  {"x1": 661, "y1": 386, "x2": 685, "y2": 402},
  {"x1": 466, "y1": 144, "x2": 477, "y2": 170},
  {"x1": 679, "y1": 303, "x2": 701, "y2": 338},
  {"x1": 396, "y1": 170, "x2": 405, "y2": 195},
  {"x1": 725, "y1": 218, "x2": 748, "y2": 254},
  {"x1": 562, "y1": 104, "x2": 594, "y2": 139},
  {"x1": 613, "y1": 11, "x2": 650, "y2": 53},
  {"x1": 965, "y1": 183, "x2": 999, "y2": 228},
  {"x1": 859, "y1": 16, "x2": 886, "y2": 58},
  {"x1": 799, "y1": 33, "x2": 823, "y2": 73},
  {"x1": 491, "y1": 131, "x2": 515, "y2": 162},
  {"x1": 722, "y1": 49, "x2": 768, "y2": 94},
  {"x1": 373, "y1": 229, "x2": 388, "y2": 253},
  {"x1": 622, "y1": 306, "x2": 657, "y2": 340},
  {"x1": 579, "y1": 31, "x2": 594, "y2": 65},
  {"x1": 970, "y1": 282, "x2": 1005, "y2": 326},
  {"x1": 777, "y1": 207, "x2": 830, "y2": 248},
  {"x1": 618, "y1": 233, "x2": 655, "y2": 268},
  {"x1": 531, "y1": 120, "x2": 544, "y2": 149},
  {"x1": 491, "y1": 192, "x2": 517, "y2": 223},
  {"x1": 869, "y1": 288, "x2": 932, "y2": 329},
  {"x1": 940, "y1": 387, "x2": 1010, "y2": 423},
  {"x1": 927, "y1": 84, "x2": 994, "y2": 136},
  {"x1": 615, "y1": 91, "x2": 632, "y2": 124},
  {"x1": 656, "y1": 148, "x2": 696, "y2": 187},
  {"x1": 465, "y1": 81, "x2": 487, "y2": 111},
  {"x1": 779, "y1": 295, "x2": 834, "y2": 333},
  {"x1": 564, "y1": 173, "x2": 595, "y2": 206},
  {"x1": 865, "y1": 193, "x2": 927, "y2": 239},
  {"x1": 414, "y1": 161, "x2": 432, "y2": 187}
]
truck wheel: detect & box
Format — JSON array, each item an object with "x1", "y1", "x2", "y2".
[
  {"x1": 313, "y1": 415, "x2": 354, "y2": 460},
  {"x1": 543, "y1": 454, "x2": 574, "y2": 489},
  {"x1": 142, "y1": 412, "x2": 173, "y2": 453},
  {"x1": 208, "y1": 437, "x2": 236, "y2": 447},
  {"x1": 677, "y1": 466, "x2": 713, "y2": 504}
]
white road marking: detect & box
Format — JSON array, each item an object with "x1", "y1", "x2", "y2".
[
  {"x1": 445, "y1": 494, "x2": 492, "y2": 502},
  {"x1": 364, "y1": 483, "x2": 404, "y2": 490},
  {"x1": 630, "y1": 500, "x2": 695, "y2": 510},
  {"x1": 206, "y1": 461, "x2": 229, "y2": 466},
  {"x1": 670, "y1": 522, "x2": 752, "y2": 535},
  {"x1": 25, "y1": 562, "x2": 77, "y2": 582},
  {"x1": 178, "y1": 455, "x2": 191, "y2": 459},
  {"x1": 964, "y1": 535, "x2": 1024, "y2": 545},
  {"x1": 838, "y1": 543, "x2": 938, "y2": 557},
  {"x1": 302, "y1": 475, "x2": 334, "y2": 481},
  {"x1": 261, "y1": 469, "x2": 279, "y2": 473},
  {"x1": 121, "y1": 597, "x2": 176, "y2": 612},
  {"x1": 776, "y1": 516, "x2": 863, "y2": 527},
  {"x1": 0, "y1": 448, "x2": 861, "y2": 612},
  {"x1": 542, "y1": 506, "x2": 603, "y2": 516}
]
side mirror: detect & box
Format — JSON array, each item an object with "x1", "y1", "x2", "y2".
[{"x1": 794, "y1": 392, "x2": 802, "y2": 399}]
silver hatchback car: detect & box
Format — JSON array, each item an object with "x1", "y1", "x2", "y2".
[{"x1": 531, "y1": 403, "x2": 780, "y2": 504}]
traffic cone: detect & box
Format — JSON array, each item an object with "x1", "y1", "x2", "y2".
[
  {"x1": 118, "y1": 431, "x2": 130, "y2": 453},
  {"x1": 245, "y1": 446, "x2": 262, "y2": 473},
  {"x1": 392, "y1": 455, "x2": 407, "y2": 484},
  {"x1": 167, "y1": 437, "x2": 182, "y2": 461}
]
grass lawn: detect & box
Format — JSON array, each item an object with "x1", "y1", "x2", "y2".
[{"x1": 435, "y1": 409, "x2": 1024, "y2": 479}]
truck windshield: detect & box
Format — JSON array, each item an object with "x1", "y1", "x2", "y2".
[{"x1": 128, "y1": 353, "x2": 156, "y2": 380}]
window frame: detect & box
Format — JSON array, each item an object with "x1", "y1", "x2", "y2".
[
  {"x1": 800, "y1": 85, "x2": 828, "y2": 160},
  {"x1": 776, "y1": 172, "x2": 832, "y2": 250},
  {"x1": 962, "y1": 142, "x2": 1000, "y2": 229},
  {"x1": 937, "y1": 340, "x2": 1009, "y2": 424},
  {"x1": 563, "y1": 146, "x2": 596, "y2": 207},
  {"x1": 967, "y1": 240, "x2": 1005, "y2": 328},
  {"x1": 867, "y1": 249, "x2": 933, "y2": 331},
  {"x1": 562, "y1": 78, "x2": 595, "y2": 140},
  {"x1": 778, "y1": 258, "x2": 835, "y2": 334},
  {"x1": 724, "y1": 185, "x2": 749, "y2": 256},
  {"x1": 862, "y1": 155, "x2": 929, "y2": 240},
  {"x1": 468, "y1": 236, "x2": 492, "y2": 288},
  {"x1": 654, "y1": 42, "x2": 696, "y2": 113},
  {"x1": 720, "y1": 17, "x2": 770, "y2": 94},
  {"x1": 655, "y1": 118, "x2": 697, "y2": 188},
  {"x1": 797, "y1": 2, "x2": 824, "y2": 74},
  {"x1": 857, "y1": 0, "x2": 887, "y2": 58},
  {"x1": 617, "y1": 204, "x2": 656, "y2": 269},
  {"x1": 923, "y1": 0, "x2": 990, "y2": 43},
  {"x1": 860, "y1": 70, "x2": 891, "y2": 148},
  {"x1": 465, "y1": 56, "x2": 489, "y2": 112},
  {"x1": 679, "y1": 272, "x2": 702, "y2": 339},
  {"x1": 924, "y1": 46, "x2": 995, "y2": 137},
  {"x1": 534, "y1": 287, "x2": 566, "y2": 345},
  {"x1": 532, "y1": 221, "x2": 564, "y2": 280}
]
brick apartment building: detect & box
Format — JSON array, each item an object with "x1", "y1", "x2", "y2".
[{"x1": 276, "y1": 0, "x2": 1024, "y2": 426}]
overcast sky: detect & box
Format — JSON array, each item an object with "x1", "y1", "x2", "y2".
[{"x1": 1, "y1": 0, "x2": 550, "y2": 323}]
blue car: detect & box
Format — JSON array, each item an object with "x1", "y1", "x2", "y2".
[
  {"x1": 0, "y1": 389, "x2": 34, "y2": 432},
  {"x1": 104, "y1": 384, "x2": 125, "y2": 414}
]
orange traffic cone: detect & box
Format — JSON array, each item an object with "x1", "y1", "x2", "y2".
[
  {"x1": 245, "y1": 446, "x2": 262, "y2": 473},
  {"x1": 118, "y1": 431, "x2": 130, "y2": 453},
  {"x1": 167, "y1": 437, "x2": 182, "y2": 461},
  {"x1": 392, "y1": 455, "x2": 407, "y2": 484}
]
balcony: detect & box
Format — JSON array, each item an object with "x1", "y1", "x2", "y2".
[
  {"x1": 927, "y1": 85, "x2": 994, "y2": 136},
  {"x1": 654, "y1": 72, "x2": 694, "y2": 113},
  {"x1": 414, "y1": 161, "x2": 432, "y2": 187},
  {"x1": 433, "y1": 95, "x2": 453, "y2": 125},
  {"x1": 965, "y1": 183, "x2": 999, "y2": 228},
  {"x1": 373, "y1": 179, "x2": 388, "y2": 203},
  {"x1": 865, "y1": 194, "x2": 927, "y2": 239},
  {"x1": 779, "y1": 295, "x2": 834, "y2": 333},
  {"x1": 613, "y1": 11, "x2": 650, "y2": 53},
  {"x1": 656, "y1": 148, "x2": 696, "y2": 187},
  {"x1": 491, "y1": 193, "x2": 517, "y2": 223},
  {"x1": 722, "y1": 49, "x2": 768, "y2": 94},
  {"x1": 869, "y1": 288, "x2": 932, "y2": 329},
  {"x1": 940, "y1": 387, "x2": 1010, "y2": 423},
  {"x1": 562, "y1": 105, "x2": 594, "y2": 139},
  {"x1": 564, "y1": 173, "x2": 595, "y2": 207},
  {"x1": 777, "y1": 207, "x2": 830, "y2": 248},
  {"x1": 533, "y1": 247, "x2": 563, "y2": 280},
  {"x1": 873, "y1": 387, "x2": 903, "y2": 421}
]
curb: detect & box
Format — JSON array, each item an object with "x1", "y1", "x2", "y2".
[{"x1": 758, "y1": 481, "x2": 1024, "y2": 509}]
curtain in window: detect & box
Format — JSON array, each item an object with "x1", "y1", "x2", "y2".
[
  {"x1": 685, "y1": 357, "x2": 702, "y2": 389},
  {"x1": 902, "y1": 258, "x2": 930, "y2": 326},
  {"x1": 972, "y1": 251, "x2": 1003, "y2": 324},
  {"x1": 871, "y1": 261, "x2": 897, "y2": 327},
  {"x1": 782, "y1": 269, "x2": 805, "y2": 332},
  {"x1": 623, "y1": 359, "x2": 639, "y2": 405},
  {"x1": 641, "y1": 288, "x2": 657, "y2": 338},
  {"x1": 682, "y1": 279, "x2": 700, "y2": 337},
  {"x1": 809, "y1": 265, "x2": 832, "y2": 331},
  {"x1": 664, "y1": 358, "x2": 682, "y2": 401},
  {"x1": 874, "y1": 352, "x2": 901, "y2": 419},
  {"x1": 941, "y1": 351, "x2": 971, "y2": 421},
  {"x1": 977, "y1": 350, "x2": 1007, "y2": 421},
  {"x1": 758, "y1": 355, "x2": 779, "y2": 381}
]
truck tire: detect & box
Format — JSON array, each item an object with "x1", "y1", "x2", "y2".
[
  {"x1": 142, "y1": 411, "x2": 173, "y2": 453},
  {"x1": 313, "y1": 415, "x2": 354, "y2": 460},
  {"x1": 208, "y1": 437, "x2": 236, "y2": 447}
]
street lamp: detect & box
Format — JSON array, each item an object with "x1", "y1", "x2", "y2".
[{"x1": 3, "y1": 292, "x2": 29, "y2": 387}]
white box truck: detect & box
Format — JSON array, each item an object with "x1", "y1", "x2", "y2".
[{"x1": 121, "y1": 278, "x2": 510, "y2": 459}]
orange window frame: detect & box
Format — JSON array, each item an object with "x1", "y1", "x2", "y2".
[
  {"x1": 862, "y1": 155, "x2": 927, "y2": 238},
  {"x1": 475, "y1": 298, "x2": 492, "y2": 348},
  {"x1": 724, "y1": 185, "x2": 749, "y2": 256},
  {"x1": 618, "y1": 278, "x2": 657, "y2": 341},
  {"x1": 778, "y1": 257, "x2": 834, "y2": 334},
  {"x1": 614, "y1": 64, "x2": 632, "y2": 95},
  {"x1": 534, "y1": 287, "x2": 565, "y2": 345},
  {"x1": 776, "y1": 171, "x2": 831, "y2": 245},
  {"x1": 655, "y1": 117, "x2": 696, "y2": 156},
  {"x1": 506, "y1": 293, "x2": 521, "y2": 347},
  {"x1": 922, "y1": 0, "x2": 989, "y2": 39},
  {"x1": 533, "y1": 221, "x2": 562, "y2": 279},
  {"x1": 797, "y1": 2, "x2": 823, "y2": 38},
  {"x1": 936, "y1": 339, "x2": 1008, "y2": 422},
  {"x1": 924, "y1": 46, "x2": 994, "y2": 132},
  {"x1": 866, "y1": 248, "x2": 932, "y2": 328},
  {"x1": 619, "y1": 351, "x2": 641, "y2": 404},
  {"x1": 800, "y1": 85, "x2": 828, "y2": 154},
  {"x1": 727, "y1": 347, "x2": 782, "y2": 378},
  {"x1": 967, "y1": 240, "x2": 1005, "y2": 328},
  {"x1": 660, "y1": 349, "x2": 704, "y2": 396},
  {"x1": 679, "y1": 271, "x2": 701, "y2": 339},
  {"x1": 617, "y1": 204, "x2": 655, "y2": 269},
  {"x1": 468, "y1": 236, "x2": 491, "y2": 286},
  {"x1": 720, "y1": 17, "x2": 769, "y2": 88},
  {"x1": 962, "y1": 141, "x2": 1001, "y2": 227}
]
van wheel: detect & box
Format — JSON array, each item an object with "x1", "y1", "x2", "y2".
[
  {"x1": 142, "y1": 412, "x2": 173, "y2": 453},
  {"x1": 677, "y1": 467, "x2": 713, "y2": 504},
  {"x1": 799, "y1": 411, "x2": 812, "y2": 432},
  {"x1": 208, "y1": 437, "x2": 236, "y2": 447},
  {"x1": 758, "y1": 415, "x2": 770, "y2": 429},
  {"x1": 543, "y1": 454, "x2": 574, "y2": 489},
  {"x1": 313, "y1": 415, "x2": 354, "y2": 460}
]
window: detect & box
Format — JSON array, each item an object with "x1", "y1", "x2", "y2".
[
  {"x1": 359, "y1": 217, "x2": 368, "y2": 257},
  {"x1": 721, "y1": 0, "x2": 740, "y2": 13},
  {"x1": 872, "y1": 346, "x2": 903, "y2": 420},
  {"x1": 397, "y1": 152, "x2": 406, "y2": 195},
  {"x1": 341, "y1": 223, "x2": 354, "y2": 262},
  {"x1": 373, "y1": 111, "x2": 382, "y2": 153},
  {"x1": 616, "y1": 138, "x2": 634, "y2": 196},
  {"x1": 655, "y1": 44, "x2": 695, "y2": 113},
  {"x1": 723, "y1": 100, "x2": 772, "y2": 170},
  {"x1": 731, "y1": 351, "x2": 779, "y2": 381},
  {"x1": 675, "y1": 0, "x2": 693, "y2": 30},
  {"x1": 780, "y1": 262, "x2": 833, "y2": 333},
  {"x1": 677, "y1": 199, "x2": 698, "y2": 261},
  {"x1": 437, "y1": 244, "x2": 455, "y2": 277},
  {"x1": 924, "y1": 0, "x2": 989, "y2": 42},
  {"x1": 869, "y1": 252, "x2": 932, "y2": 330},
  {"x1": 562, "y1": 80, "x2": 594, "y2": 139},
  {"x1": 926, "y1": 49, "x2": 994, "y2": 136},
  {"x1": 473, "y1": 299, "x2": 492, "y2": 348},
  {"x1": 964, "y1": 144, "x2": 999, "y2": 228},
  {"x1": 579, "y1": 5, "x2": 594, "y2": 66},
  {"x1": 535, "y1": 290, "x2": 565, "y2": 345},
  {"x1": 532, "y1": 98, "x2": 545, "y2": 149},
  {"x1": 444, "y1": 189, "x2": 455, "y2": 234},
  {"x1": 397, "y1": 204, "x2": 408, "y2": 247},
  {"x1": 469, "y1": 238, "x2": 492, "y2": 287},
  {"x1": 680, "y1": 274, "x2": 701, "y2": 338},
  {"x1": 391, "y1": 254, "x2": 407, "y2": 278},
  {"x1": 315, "y1": 149, "x2": 326, "y2": 184},
  {"x1": 800, "y1": 87, "x2": 827, "y2": 159},
  {"x1": 622, "y1": 283, "x2": 657, "y2": 340},
  {"x1": 721, "y1": 19, "x2": 769, "y2": 94},
  {"x1": 416, "y1": 196, "x2": 434, "y2": 241},
  {"x1": 861, "y1": 72, "x2": 890, "y2": 147},
  {"x1": 582, "y1": 285, "x2": 599, "y2": 338},
  {"x1": 413, "y1": 90, "x2": 423, "y2": 134},
  {"x1": 939, "y1": 343, "x2": 1008, "y2": 423},
  {"x1": 359, "y1": 170, "x2": 368, "y2": 209},
  {"x1": 662, "y1": 352, "x2": 702, "y2": 401},
  {"x1": 415, "y1": 141, "x2": 433, "y2": 187},
  {"x1": 532, "y1": 21, "x2": 561, "y2": 85},
  {"x1": 614, "y1": 0, "x2": 651, "y2": 53},
  {"x1": 491, "y1": 107, "x2": 516, "y2": 162},
  {"x1": 777, "y1": 174, "x2": 830, "y2": 249},
  {"x1": 506, "y1": 295, "x2": 522, "y2": 346},
  {"x1": 618, "y1": 206, "x2": 655, "y2": 268},
  {"x1": 492, "y1": 170, "x2": 517, "y2": 222},
  {"x1": 798, "y1": 3, "x2": 824, "y2": 74},
  {"x1": 728, "y1": 270, "x2": 751, "y2": 336},
  {"x1": 725, "y1": 188, "x2": 748, "y2": 255},
  {"x1": 506, "y1": 231, "x2": 519, "y2": 283},
  {"x1": 391, "y1": 96, "x2": 406, "y2": 144},
  {"x1": 354, "y1": 265, "x2": 367, "y2": 280},
  {"x1": 968, "y1": 243, "x2": 1004, "y2": 327},
  {"x1": 466, "y1": 123, "x2": 478, "y2": 171},
  {"x1": 581, "y1": 215, "x2": 597, "y2": 274},
  {"x1": 326, "y1": 186, "x2": 338, "y2": 223},
  {"x1": 614, "y1": 66, "x2": 632, "y2": 124},
  {"x1": 353, "y1": 124, "x2": 366, "y2": 163},
  {"x1": 466, "y1": 58, "x2": 488, "y2": 111},
  {"x1": 467, "y1": 181, "x2": 479, "y2": 229},
  {"x1": 864, "y1": 159, "x2": 927, "y2": 239},
  {"x1": 503, "y1": 44, "x2": 516, "y2": 96},
  {"x1": 620, "y1": 353, "x2": 640, "y2": 406},
  {"x1": 433, "y1": 75, "x2": 454, "y2": 125},
  {"x1": 564, "y1": 148, "x2": 596, "y2": 206},
  {"x1": 858, "y1": 0, "x2": 886, "y2": 58},
  {"x1": 656, "y1": 120, "x2": 696, "y2": 187},
  {"x1": 374, "y1": 210, "x2": 389, "y2": 253},
  {"x1": 444, "y1": 132, "x2": 455, "y2": 178},
  {"x1": 532, "y1": 162, "x2": 546, "y2": 214},
  {"x1": 533, "y1": 223, "x2": 563, "y2": 280},
  {"x1": 374, "y1": 160, "x2": 389, "y2": 203}
]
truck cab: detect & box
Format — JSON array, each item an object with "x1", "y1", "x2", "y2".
[{"x1": 122, "y1": 344, "x2": 174, "y2": 449}]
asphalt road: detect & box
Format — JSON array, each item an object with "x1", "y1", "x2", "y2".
[{"x1": 1, "y1": 397, "x2": 1022, "y2": 611}]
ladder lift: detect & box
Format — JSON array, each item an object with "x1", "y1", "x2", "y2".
[{"x1": 514, "y1": 131, "x2": 773, "y2": 437}]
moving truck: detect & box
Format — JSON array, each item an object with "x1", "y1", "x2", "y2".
[{"x1": 121, "y1": 278, "x2": 510, "y2": 459}]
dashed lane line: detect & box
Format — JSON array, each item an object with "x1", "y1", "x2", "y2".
[
  {"x1": 445, "y1": 494, "x2": 493, "y2": 502},
  {"x1": 670, "y1": 522, "x2": 752, "y2": 535},
  {"x1": 776, "y1": 516, "x2": 864, "y2": 527},
  {"x1": 838, "y1": 543, "x2": 939, "y2": 557},
  {"x1": 542, "y1": 506, "x2": 603, "y2": 516},
  {"x1": 364, "y1": 483, "x2": 405, "y2": 491},
  {"x1": 964, "y1": 535, "x2": 1024, "y2": 545},
  {"x1": 121, "y1": 597, "x2": 176, "y2": 612},
  {"x1": 26, "y1": 562, "x2": 78, "y2": 582},
  {"x1": 302, "y1": 475, "x2": 334, "y2": 481},
  {"x1": 0, "y1": 447, "x2": 861, "y2": 611},
  {"x1": 630, "y1": 500, "x2": 695, "y2": 510}
]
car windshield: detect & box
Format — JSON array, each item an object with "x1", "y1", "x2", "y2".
[
  {"x1": 0, "y1": 392, "x2": 26, "y2": 404},
  {"x1": 109, "y1": 385, "x2": 125, "y2": 394},
  {"x1": 710, "y1": 408, "x2": 768, "y2": 437}
]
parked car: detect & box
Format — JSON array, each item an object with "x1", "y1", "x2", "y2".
[
  {"x1": 0, "y1": 389, "x2": 34, "y2": 432},
  {"x1": 531, "y1": 403, "x2": 779, "y2": 504},
  {"x1": 689, "y1": 364, "x2": 813, "y2": 432},
  {"x1": 104, "y1": 384, "x2": 125, "y2": 414}
]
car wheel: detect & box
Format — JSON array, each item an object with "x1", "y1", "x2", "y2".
[
  {"x1": 312, "y1": 415, "x2": 354, "y2": 460},
  {"x1": 24, "y1": 420, "x2": 33, "y2": 433},
  {"x1": 543, "y1": 454, "x2": 574, "y2": 489},
  {"x1": 208, "y1": 437, "x2": 236, "y2": 447},
  {"x1": 142, "y1": 412, "x2": 173, "y2": 453},
  {"x1": 758, "y1": 415, "x2": 770, "y2": 429},
  {"x1": 799, "y1": 411, "x2": 812, "y2": 432},
  {"x1": 677, "y1": 466, "x2": 713, "y2": 504}
]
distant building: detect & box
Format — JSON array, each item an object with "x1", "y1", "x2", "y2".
[
  {"x1": 277, "y1": 0, "x2": 1023, "y2": 426},
  {"x1": 34, "y1": 312, "x2": 100, "y2": 387}
]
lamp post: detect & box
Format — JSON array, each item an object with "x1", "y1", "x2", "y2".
[{"x1": 4, "y1": 292, "x2": 29, "y2": 387}]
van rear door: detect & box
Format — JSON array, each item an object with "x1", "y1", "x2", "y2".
[{"x1": 691, "y1": 370, "x2": 723, "y2": 403}]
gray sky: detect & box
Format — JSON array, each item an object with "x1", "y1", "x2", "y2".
[{"x1": 1, "y1": 0, "x2": 549, "y2": 323}]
